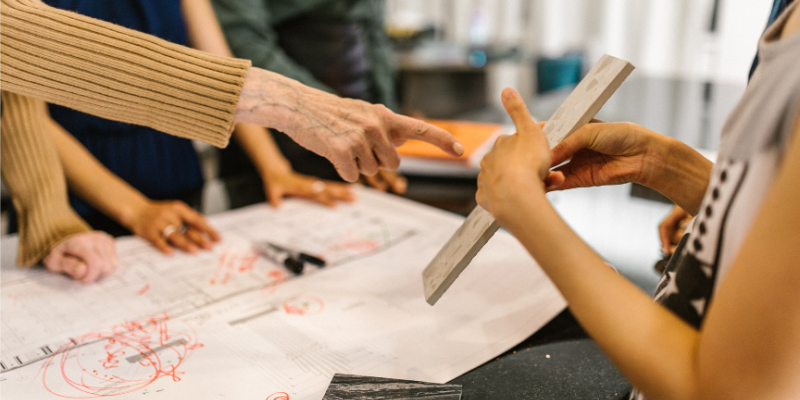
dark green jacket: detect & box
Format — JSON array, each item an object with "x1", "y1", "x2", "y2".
[{"x1": 211, "y1": 0, "x2": 397, "y2": 110}]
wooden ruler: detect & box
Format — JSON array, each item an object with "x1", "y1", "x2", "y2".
[{"x1": 423, "y1": 54, "x2": 635, "y2": 305}]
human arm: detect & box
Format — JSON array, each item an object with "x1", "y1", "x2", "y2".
[
  {"x1": 477, "y1": 88, "x2": 800, "y2": 399},
  {"x1": 201, "y1": 0, "x2": 462, "y2": 182},
  {"x1": 181, "y1": 0, "x2": 406, "y2": 201},
  {"x1": 1, "y1": 0, "x2": 461, "y2": 183},
  {"x1": 548, "y1": 121, "x2": 713, "y2": 215},
  {"x1": 0, "y1": 91, "x2": 117, "y2": 283},
  {"x1": 47, "y1": 118, "x2": 221, "y2": 254}
]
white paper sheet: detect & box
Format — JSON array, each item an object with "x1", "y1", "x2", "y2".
[{"x1": 1, "y1": 188, "x2": 565, "y2": 399}]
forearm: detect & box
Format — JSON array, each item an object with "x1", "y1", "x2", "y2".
[
  {"x1": 48, "y1": 119, "x2": 149, "y2": 229},
  {"x1": 181, "y1": 0, "x2": 233, "y2": 58},
  {"x1": 1, "y1": 0, "x2": 250, "y2": 148},
  {"x1": 233, "y1": 67, "x2": 347, "y2": 149},
  {"x1": 641, "y1": 134, "x2": 713, "y2": 215},
  {"x1": 502, "y1": 191, "x2": 700, "y2": 399}
]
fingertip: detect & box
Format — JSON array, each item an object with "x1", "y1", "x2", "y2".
[
  {"x1": 393, "y1": 178, "x2": 408, "y2": 194},
  {"x1": 159, "y1": 243, "x2": 174, "y2": 255},
  {"x1": 452, "y1": 141, "x2": 465, "y2": 157},
  {"x1": 545, "y1": 171, "x2": 566, "y2": 190},
  {"x1": 269, "y1": 196, "x2": 281, "y2": 209},
  {"x1": 501, "y1": 87, "x2": 517, "y2": 102}
]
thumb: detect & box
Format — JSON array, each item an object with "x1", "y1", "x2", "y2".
[
  {"x1": 60, "y1": 256, "x2": 88, "y2": 281},
  {"x1": 501, "y1": 88, "x2": 537, "y2": 135},
  {"x1": 267, "y1": 185, "x2": 283, "y2": 208},
  {"x1": 545, "y1": 171, "x2": 566, "y2": 191}
]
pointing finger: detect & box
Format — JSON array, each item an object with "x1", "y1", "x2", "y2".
[{"x1": 391, "y1": 114, "x2": 464, "y2": 158}]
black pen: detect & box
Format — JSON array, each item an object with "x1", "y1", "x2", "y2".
[
  {"x1": 264, "y1": 242, "x2": 327, "y2": 268},
  {"x1": 253, "y1": 242, "x2": 304, "y2": 274}
]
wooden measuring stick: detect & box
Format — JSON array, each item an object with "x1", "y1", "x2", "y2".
[{"x1": 423, "y1": 54, "x2": 635, "y2": 305}]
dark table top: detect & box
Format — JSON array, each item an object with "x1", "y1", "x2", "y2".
[{"x1": 449, "y1": 309, "x2": 631, "y2": 399}]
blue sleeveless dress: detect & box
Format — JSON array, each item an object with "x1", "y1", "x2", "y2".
[{"x1": 35, "y1": 0, "x2": 204, "y2": 235}]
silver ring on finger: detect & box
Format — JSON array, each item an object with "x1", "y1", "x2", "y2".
[
  {"x1": 311, "y1": 180, "x2": 326, "y2": 194},
  {"x1": 161, "y1": 224, "x2": 177, "y2": 239}
]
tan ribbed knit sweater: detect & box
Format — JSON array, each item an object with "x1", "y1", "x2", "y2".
[
  {"x1": 0, "y1": 0, "x2": 252, "y2": 265},
  {"x1": 1, "y1": 92, "x2": 92, "y2": 265}
]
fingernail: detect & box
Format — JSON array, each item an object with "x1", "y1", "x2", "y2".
[
  {"x1": 453, "y1": 142, "x2": 465, "y2": 156},
  {"x1": 502, "y1": 88, "x2": 514, "y2": 101},
  {"x1": 395, "y1": 180, "x2": 408, "y2": 193}
]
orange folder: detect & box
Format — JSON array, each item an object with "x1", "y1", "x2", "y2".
[{"x1": 397, "y1": 119, "x2": 504, "y2": 161}]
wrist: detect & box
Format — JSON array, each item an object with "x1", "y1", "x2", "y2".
[
  {"x1": 234, "y1": 67, "x2": 304, "y2": 133},
  {"x1": 490, "y1": 180, "x2": 548, "y2": 229},
  {"x1": 115, "y1": 195, "x2": 149, "y2": 229},
  {"x1": 641, "y1": 135, "x2": 713, "y2": 215},
  {"x1": 636, "y1": 130, "x2": 676, "y2": 188},
  {"x1": 259, "y1": 158, "x2": 292, "y2": 180}
]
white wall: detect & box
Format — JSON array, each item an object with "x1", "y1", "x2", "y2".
[{"x1": 386, "y1": 0, "x2": 774, "y2": 85}]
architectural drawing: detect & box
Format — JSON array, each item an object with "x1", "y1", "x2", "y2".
[{"x1": 1, "y1": 188, "x2": 566, "y2": 399}]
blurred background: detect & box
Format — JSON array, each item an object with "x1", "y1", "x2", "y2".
[{"x1": 386, "y1": 0, "x2": 770, "y2": 146}]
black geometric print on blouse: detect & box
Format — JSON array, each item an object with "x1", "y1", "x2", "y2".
[{"x1": 653, "y1": 159, "x2": 749, "y2": 329}]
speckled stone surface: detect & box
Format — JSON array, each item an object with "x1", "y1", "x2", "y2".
[
  {"x1": 323, "y1": 373, "x2": 462, "y2": 399},
  {"x1": 449, "y1": 338, "x2": 630, "y2": 399}
]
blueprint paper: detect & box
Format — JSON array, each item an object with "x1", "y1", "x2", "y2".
[{"x1": 0, "y1": 188, "x2": 566, "y2": 399}]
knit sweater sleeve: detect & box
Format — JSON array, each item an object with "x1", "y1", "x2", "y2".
[
  {"x1": 1, "y1": 91, "x2": 93, "y2": 266},
  {"x1": 0, "y1": 0, "x2": 251, "y2": 148}
]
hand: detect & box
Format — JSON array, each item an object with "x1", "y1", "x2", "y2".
[
  {"x1": 359, "y1": 170, "x2": 408, "y2": 194},
  {"x1": 547, "y1": 121, "x2": 664, "y2": 192},
  {"x1": 476, "y1": 88, "x2": 557, "y2": 225},
  {"x1": 659, "y1": 205, "x2": 691, "y2": 256},
  {"x1": 123, "y1": 200, "x2": 221, "y2": 255},
  {"x1": 43, "y1": 231, "x2": 118, "y2": 283},
  {"x1": 235, "y1": 67, "x2": 464, "y2": 182},
  {"x1": 262, "y1": 168, "x2": 355, "y2": 208}
]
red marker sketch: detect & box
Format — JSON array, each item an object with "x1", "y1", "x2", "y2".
[
  {"x1": 210, "y1": 249, "x2": 259, "y2": 285},
  {"x1": 267, "y1": 392, "x2": 290, "y2": 400},
  {"x1": 282, "y1": 295, "x2": 324, "y2": 316},
  {"x1": 136, "y1": 284, "x2": 150, "y2": 296},
  {"x1": 40, "y1": 312, "x2": 202, "y2": 398}
]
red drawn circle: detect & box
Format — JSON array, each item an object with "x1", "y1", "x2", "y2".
[
  {"x1": 40, "y1": 313, "x2": 202, "y2": 398},
  {"x1": 282, "y1": 295, "x2": 325, "y2": 316},
  {"x1": 266, "y1": 392, "x2": 290, "y2": 400}
]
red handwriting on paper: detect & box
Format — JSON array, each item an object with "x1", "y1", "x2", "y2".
[
  {"x1": 341, "y1": 239, "x2": 379, "y2": 253},
  {"x1": 40, "y1": 312, "x2": 202, "y2": 398},
  {"x1": 282, "y1": 295, "x2": 324, "y2": 316},
  {"x1": 137, "y1": 284, "x2": 150, "y2": 296},
  {"x1": 267, "y1": 392, "x2": 290, "y2": 400},
  {"x1": 260, "y1": 269, "x2": 288, "y2": 294},
  {"x1": 210, "y1": 249, "x2": 259, "y2": 285}
]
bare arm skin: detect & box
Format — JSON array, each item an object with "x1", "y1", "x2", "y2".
[
  {"x1": 181, "y1": 0, "x2": 462, "y2": 183},
  {"x1": 181, "y1": 0, "x2": 406, "y2": 201},
  {"x1": 477, "y1": 86, "x2": 800, "y2": 399},
  {"x1": 548, "y1": 121, "x2": 713, "y2": 216},
  {"x1": 48, "y1": 119, "x2": 221, "y2": 255}
]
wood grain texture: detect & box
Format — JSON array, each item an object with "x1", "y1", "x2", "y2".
[{"x1": 423, "y1": 54, "x2": 635, "y2": 305}]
